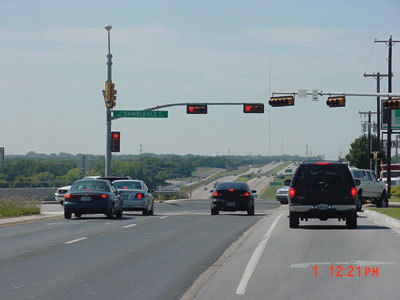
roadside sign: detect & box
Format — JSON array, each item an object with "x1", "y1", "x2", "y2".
[
  {"x1": 382, "y1": 140, "x2": 399, "y2": 148},
  {"x1": 112, "y1": 110, "x2": 168, "y2": 120},
  {"x1": 298, "y1": 89, "x2": 307, "y2": 98},
  {"x1": 285, "y1": 169, "x2": 292, "y2": 173},
  {"x1": 270, "y1": 182, "x2": 281, "y2": 186},
  {"x1": 312, "y1": 89, "x2": 318, "y2": 101},
  {"x1": 0, "y1": 147, "x2": 4, "y2": 167}
]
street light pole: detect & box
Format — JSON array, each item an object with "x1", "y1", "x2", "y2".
[{"x1": 105, "y1": 25, "x2": 113, "y2": 176}]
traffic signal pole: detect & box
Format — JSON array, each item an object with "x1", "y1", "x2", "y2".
[
  {"x1": 105, "y1": 26, "x2": 113, "y2": 176},
  {"x1": 375, "y1": 36, "x2": 400, "y2": 196}
]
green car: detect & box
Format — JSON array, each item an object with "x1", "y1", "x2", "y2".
[{"x1": 63, "y1": 179, "x2": 123, "y2": 219}]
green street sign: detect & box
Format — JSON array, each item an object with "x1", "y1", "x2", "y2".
[
  {"x1": 270, "y1": 182, "x2": 281, "y2": 186},
  {"x1": 112, "y1": 110, "x2": 168, "y2": 120},
  {"x1": 285, "y1": 169, "x2": 292, "y2": 173}
]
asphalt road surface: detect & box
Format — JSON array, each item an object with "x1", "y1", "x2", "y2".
[{"x1": 0, "y1": 199, "x2": 279, "y2": 300}]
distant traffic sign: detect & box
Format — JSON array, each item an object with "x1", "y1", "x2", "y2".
[
  {"x1": 312, "y1": 89, "x2": 319, "y2": 101},
  {"x1": 285, "y1": 169, "x2": 292, "y2": 173},
  {"x1": 112, "y1": 110, "x2": 168, "y2": 120},
  {"x1": 298, "y1": 89, "x2": 307, "y2": 98},
  {"x1": 270, "y1": 182, "x2": 281, "y2": 186}
]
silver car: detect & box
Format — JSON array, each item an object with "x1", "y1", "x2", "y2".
[
  {"x1": 275, "y1": 186, "x2": 289, "y2": 204},
  {"x1": 113, "y1": 180, "x2": 154, "y2": 215},
  {"x1": 55, "y1": 185, "x2": 71, "y2": 205}
]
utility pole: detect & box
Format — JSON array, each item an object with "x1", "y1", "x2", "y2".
[
  {"x1": 105, "y1": 25, "x2": 113, "y2": 176},
  {"x1": 375, "y1": 36, "x2": 400, "y2": 196},
  {"x1": 359, "y1": 111, "x2": 378, "y2": 170}
]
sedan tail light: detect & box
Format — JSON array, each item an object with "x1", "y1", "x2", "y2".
[
  {"x1": 289, "y1": 187, "x2": 295, "y2": 199},
  {"x1": 65, "y1": 194, "x2": 71, "y2": 199},
  {"x1": 135, "y1": 193, "x2": 145, "y2": 199},
  {"x1": 101, "y1": 194, "x2": 108, "y2": 199},
  {"x1": 243, "y1": 192, "x2": 250, "y2": 197}
]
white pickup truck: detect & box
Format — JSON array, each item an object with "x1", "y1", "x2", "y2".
[{"x1": 349, "y1": 167, "x2": 387, "y2": 211}]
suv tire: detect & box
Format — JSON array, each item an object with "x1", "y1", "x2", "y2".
[
  {"x1": 64, "y1": 211, "x2": 72, "y2": 219},
  {"x1": 211, "y1": 208, "x2": 219, "y2": 215},
  {"x1": 377, "y1": 191, "x2": 388, "y2": 208},
  {"x1": 356, "y1": 191, "x2": 363, "y2": 212},
  {"x1": 289, "y1": 213, "x2": 299, "y2": 228},
  {"x1": 346, "y1": 214, "x2": 357, "y2": 229}
]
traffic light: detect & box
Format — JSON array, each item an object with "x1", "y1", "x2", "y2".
[
  {"x1": 111, "y1": 131, "x2": 120, "y2": 152},
  {"x1": 326, "y1": 96, "x2": 345, "y2": 107},
  {"x1": 105, "y1": 81, "x2": 117, "y2": 109},
  {"x1": 268, "y1": 96, "x2": 294, "y2": 107},
  {"x1": 186, "y1": 104, "x2": 207, "y2": 114},
  {"x1": 243, "y1": 103, "x2": 264, "y2": 113},
  {"x1": 383, "y1": 98, "x2": 400, "y2": 108}
]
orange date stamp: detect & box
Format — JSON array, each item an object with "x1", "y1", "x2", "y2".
[{"x1": 313, "y1": 265, "x2": 379, "y2": 277}]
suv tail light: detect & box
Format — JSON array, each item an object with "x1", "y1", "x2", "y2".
[
  {"x1": 243, "y1": 192, "x2": 250, "y2": 197},
  {"x1": 212, "y1": 191, "x2": 218, "y2": 197},
  {"x1": 350, "y1": 187, "x2": 357, "y2": 199},
  {"x1": 289, "y1": 187, "x2": 295, "y2": 199}
]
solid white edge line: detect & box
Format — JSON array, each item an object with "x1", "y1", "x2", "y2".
[
  {"x1": 160, "y1": 216, "x2": 168, "y2": 219},
  {"x1": 65, "y1": 237, "x2": 88, "y2": 244},
  {"x1": 123, "y1": 224, "x2": 137, "y2": 228},
  {"x1": 235, "y1": 213, "x2": 283, "y2": 295}
]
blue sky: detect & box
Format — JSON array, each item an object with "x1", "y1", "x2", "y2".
[{"x1": 1, "y1": 0, "x2": 400, "y2": 159}]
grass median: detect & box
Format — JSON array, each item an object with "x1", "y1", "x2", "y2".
[
  {"x1": 370, "y1": 207, "x2": 400, "y2": 220},
  {"x1": 0, "y1": 197, "x2": 40, "y2": 218}
]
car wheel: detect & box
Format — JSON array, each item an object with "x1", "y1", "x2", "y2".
[
  {"x1": 107, "y1": 206, "x2": 115, "y2": 219},
  {"x1": 378, "y1": 192, "x2": 388, "y2": 208},
  {"x1": 148, "y1": 204, "x2": 154, "y2": 216},
  {"x1": 74, "y1": 213, "x2": 81, "y2": 218},
  {"x1": 346, "y1": 214, "x2": 357, "y2": 229},
  {"x1": 289, "y1": 213, "x2": 299, "y2": 228},
  {"x1": 356, "y1": 191, "x2": 363, "y2": 211},
  {"x1": 64, "y1": 211, "x2": 72, "y2": 219},
  {"x1": 247, "y1": 204, "x2": 255, "y2": 216},
  {"x1": 143, "y1": 206, "x2": 149, "y2": 216},
  {"x1": 115, "y1": 208, "x2": 123, "y2": 219},
  {"x1": 211, "y1": 208, "x2": 219, "y2": 215}
]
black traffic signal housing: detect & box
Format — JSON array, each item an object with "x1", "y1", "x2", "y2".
[
  {"x1": 243, "y1": 103, "x2": 264, "y2": 113},
  {"x1": 269, "y1": 96, "x2": 294, "y2": 107},
  {"x1": 383, "y1": 98, "x2": 400, "y2": 109},
  {"x1": 186, "y1": 104, "x2": 207, "y2": 114},
  {"x1": 111, "y1": 131, "x2": 120, "y2": 152},
  {"x1": 326, "y1": 96, "x2": 345, "y2": 107},
  {"x1": 105, "y1": 81, "x2": 117, "y2": 109}
]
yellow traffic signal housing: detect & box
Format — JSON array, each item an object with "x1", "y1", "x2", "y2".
[
  {"x1": 326, "y1": 96, "x2": 345, "y2": 107},
  {"x1": 186, "y1": 104, "x2": 207, "y2": 114},
  {"x1": 384, "y1": 98, "x2": 400, "y2": 108},
  {"x1": 105, "y1": 81, "x2": 117, "y2": 108},
  {"x1": 243, "y1": 103, "x2": 264, "y2": 113},
  {"x1": 268, "y1": 96, "x2": 294, "y2": 107}
]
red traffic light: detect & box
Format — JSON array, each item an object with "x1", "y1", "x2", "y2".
[
  {"x1": 186, "y1": 104, "x2": 207, "y2": 114},
  {"x1": 243, "y1": 103, "x2": 264, "y2": 113},
  {"x1": 111, "y1": 131, "x2": 120, "y2": 152}
]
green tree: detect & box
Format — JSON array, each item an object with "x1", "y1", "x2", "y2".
[{"x1": 345, "y1": 135, "x2": 380, "y2": 169}]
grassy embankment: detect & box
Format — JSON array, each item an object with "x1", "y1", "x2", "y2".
[
  {"x1": 260, "y1": 162, "x2": 292, "y2": 200},
  {"x1": 370, "y1": 207, "x2": 400, "y2": 220},
  {"x1": 0, "y1": 197, "x2": 40, "y2": 218}
]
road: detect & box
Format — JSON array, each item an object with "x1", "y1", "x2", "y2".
[
  {"x1": 0, "y1": 199, "x2": 279, "y2": 300},
  {"x1": 193, "y1": 206, "x2": 400, "y2": 300}
]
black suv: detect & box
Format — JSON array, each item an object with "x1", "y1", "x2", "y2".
[{"x1": 285, "y1": 161, "x2": 358, "y2": 229}]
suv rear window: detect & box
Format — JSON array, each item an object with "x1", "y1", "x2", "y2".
[{"x1": 292, "y1": 164, "x2": 353, "y2": 187}]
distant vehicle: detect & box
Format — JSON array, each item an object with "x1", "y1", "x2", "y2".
[
  {"x1": 380, "y1": 163, "x2": 400, "y2": 186},
  {"x1": 63, "y1": 179, "x2": 123, "y2": 219},
  {"x1": 203, "y1": 186, "x2": 208, "y2": 190},
  {"x1": 210, "y1": 182, "x2": 256, "y2": 216},
  {"x1": 287, "y1": 161, "x2": 357, "y2": 229},
  {"x1": 113, "y1": 180, "x2": 154, "y2": 215},
  {"x1": 349, "y1": 167, "x2": 387, "y2": 210},
  {"x1": 275, "y1": 186, "x2": 289, "y2": 204},
  {"x1": 55, "y1": 185, "x2": 71, "y2": 205}
]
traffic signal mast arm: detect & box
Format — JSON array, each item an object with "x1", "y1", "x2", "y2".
[
  {"x1": 141, "y1": 102, "x2": 264, "y2": 111},
  {"x1": 272, "y1": 92, "x2": 400, "y2": 98}
]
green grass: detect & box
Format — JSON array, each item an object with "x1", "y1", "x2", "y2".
[
  {"x1": 370, "y1": 207, "x2": 400, "y2": 220},
  {"x1": 0, "y1": 197, "x2": 40, "y2": 218},
  {"x1": 389, "y1": 197, "x2": 400, "y2": 203}
]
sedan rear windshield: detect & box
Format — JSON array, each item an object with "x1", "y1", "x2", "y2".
[
  {"x1": 292, "y1": 164, "x2": 353, "y2": 187},
  {"x1": 70, "y1": 181, "x2": 108, "y2": 192},
  {"x1": 113, "y1": 181, "x2": 142, "y2": 190},
  {"x1": 216, "y1": 182, "x2": 249, "y2": 190}
]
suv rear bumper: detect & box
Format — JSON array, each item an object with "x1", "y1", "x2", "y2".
[{"x1": 289, "y1": 204, "x2": 356, "y2": 219}]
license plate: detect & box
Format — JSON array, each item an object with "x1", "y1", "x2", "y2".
[
  {"x1": 80, "y1": 196, "x2": 91, "y2": 201},
  {"x1": 227, "y1": 202, "x2": 235, "y2": 207},
  {"x1": 316, "y1": 204, "x2": 329, "y2": 210}
]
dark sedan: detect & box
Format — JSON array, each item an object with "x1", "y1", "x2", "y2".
[
  {"x1": 63, "y1": 179, "x2": 123, "y2": 219},
  {"x1": 210, "y1": 182, "x2": 256, "y2": 215}
]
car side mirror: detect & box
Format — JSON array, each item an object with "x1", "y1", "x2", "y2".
[
  {"x1": 355, "y1": 179, "x2": 361, "y2": 186},
  {"x1": 284, "y1": 179, "x2": 291, "y2": 186},
  {"x1": 252, "y1": 190, "x2": 257, "y2": 194},
  {"x1": 210, "y1": 189, "x2": 214, "y2": 193}
]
